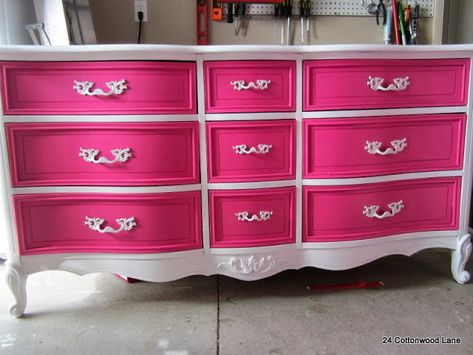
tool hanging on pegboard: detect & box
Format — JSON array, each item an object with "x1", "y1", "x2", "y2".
[{"x1": 197, "y1": 0, "x2": 209, "y2": 45}]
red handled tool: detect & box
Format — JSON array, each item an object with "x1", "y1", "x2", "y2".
[
  {"x1": 307, "y1": 281, "x2": 384, "y2": 291},
  {"x1": 197, "y1": 0, "x2": 209, "y2": 45}
]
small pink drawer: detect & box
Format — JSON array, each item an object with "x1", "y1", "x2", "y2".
[
  {"x1": 303, "y1": 59, "x2": 470, "y2": 111},
  {"x1": 6, "y1": 122, "x2": 200, "y2": 187},
  {"x1": 0, "y1": 61, "x2": 196, "y2": 115},
  {"x1": 303, "y1": 177, "x2": 461, "y2": 242},
  {"x1": 14, "y1": 191, "x2": 202, "y2": 255},
  {"x1": 209, "y1": 187, "x2": 296, "y2": 248},
  {"x1": 204, "y1": 60, "x2": 296, "y2": 113},
  {"x1": 304, "y1": 114, "x2": 466, "y2": 178},
  {"x1": 207, "y1": 120, "x2": 296, "y2": 183}
]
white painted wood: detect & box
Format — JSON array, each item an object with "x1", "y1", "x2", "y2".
[{"x1": 1, "y1": 44, "x2": 473, "y2": 317}]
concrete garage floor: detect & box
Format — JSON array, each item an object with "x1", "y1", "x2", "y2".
[{"x1": 0, "y1": 250, "x2": 472, "y2": 355}]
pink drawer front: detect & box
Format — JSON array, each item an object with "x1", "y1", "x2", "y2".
[
  {"x1": 303, "y1": 177, "x2": 461, "y2": 242},
  {"x1": 0, "y1": 61, "x2": 196, "y2": 115},
  {"x1": 204, "y1": 61, "x2": 296, "y2": 113},
  {"x1": 304, "y1": 114, "x2": 466, "y2": 178},
  {"x1": 209, "y1": 187, "x2": 296, "y2": 248},
  {"x1": 14, "y1": 191, "x2": 202, "y2": 255},
  {"x1": 303, "y1": 59, "x2": 470, "y2": 111},
  {"x1": 7, "y1": 122, "x2": 200, "y2": 187},
  {"x1": 207, "y1": 120, "x2": 295, "y2": 183}
]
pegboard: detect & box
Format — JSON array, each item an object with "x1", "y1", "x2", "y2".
[{"x1": 242, "y1": 0, "x2": 433, "y2": 17}]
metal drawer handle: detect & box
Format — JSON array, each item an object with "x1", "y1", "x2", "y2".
[
  {"x1": 365, "y1": 138, "x2": 407, "y2": 155},
  {"x1": 85, "y1": 216, "x2": 136, "y2": 234},
  {"x1": 233, "y1": 144, "x2": 272, "y2": 155},
  {"x1": 73, "y1": 79, "x2": 127, "y2": 96},
  {"x1": 79, "y1": 147, "x2": 132, "y2": 164},
  {"x1": 367, "y1": 76, "x2": 410, "y2": 91},
  {"x1": 230, "y1": 80, "x2": 271, "y2": 91},
  {"x1": 235, "y1": 211, "x2": 273, "y2": 222},
  {"x1": 363, "y1": 200, "x2": 404, "y2": 219}
]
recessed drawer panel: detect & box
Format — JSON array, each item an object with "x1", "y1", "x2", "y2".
[
  {"x1": 204, "y1": 60, "x2": 296, "y2": 113},
  {"x1": 303, "y1": 178, "x2": 461, "y2": 242},
  {"x1": 7, "y1": 122, "x2": 200, "y2": 187},
  {"x1": 14, "y1": 191, "x2": 202, "y2": 255},
  {"x1": 209, "y1": 187, "x2": 296, "y2": 248},
  {"x1": 0, "y1": 61, "x2": 196, "y2": 115},
  {"x1": 303, "y1": 59, "x2": 470, "y2": 111},
  {"x1": 207, "y1": 120, "x2": 296, "y2": 183},
  {"x1": 304, "y1": 114, "x2": 466, "y2": 178}
]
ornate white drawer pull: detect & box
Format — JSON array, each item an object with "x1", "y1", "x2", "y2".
[
  {"x1": 79, "y1": 147, "x2": 132, "y2": 164},
  {"x1": 235, "y1": 211, "x2": 273, "y2": 222},
  {"x1": 230, "y1": 79, "x2": 271, "y2": 91},
  {"x1": 367, "y1": 76, "x2": 410, "y2": 91},
  {"x1": 85, "y1": 216, "x2": 136, "y2": 234},
  {"x1": 73, "y1": 79, "x2": 127, "y2": 96},
  {"x1": 363, "y1": 200, "x2": 404, "y2": 219},
  {"x1": 365, "y1": 138, "x2": 407, "y2": 155},
  {"x1": 233, "y1": 144, "x2": 272, "y2": 155}
]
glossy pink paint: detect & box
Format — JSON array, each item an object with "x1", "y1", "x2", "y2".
[
  {"x1": 204, "y1": 60, "x2": 296, "y2": 113},
  {"x1": 7, "y1": 122, "x2": 200, "y2": 187},
  {"x1": 207, "y1": 120, "x2": 296, "y2": 182},
  {"x1": 15, "y1": 191, "x2": 203, "y2": 255},
  {"x1": 303, "y1": 177, "x2": 461, "y2": 242},
  {"x1": 303, "y1": 114, "x2": 466, "y2": 178},
  {"x1": 303, "y1": 59, "x2": 470, "y2": 111},
  {"x1": 209, "y1": 187, "x2": 296, "y2": 248},
  {"x1": 0, "y1": 61, "x2": 196, "y2": 115}
]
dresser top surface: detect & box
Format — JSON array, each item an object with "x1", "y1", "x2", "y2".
[{"x1": 1, "y1": 44, "x2": 473, "y2": 61}]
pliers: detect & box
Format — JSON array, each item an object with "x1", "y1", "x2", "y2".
[{"x1": 376, "y1": 0, "x2": 387, "y2": 26}]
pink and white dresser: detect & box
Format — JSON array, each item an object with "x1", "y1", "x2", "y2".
[{"x1": 0, "y1": 45, "x2": 472, "y2": 317}]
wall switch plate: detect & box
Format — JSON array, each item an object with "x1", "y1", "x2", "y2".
[{"x1": 134, "y1": 0, "x2": 148, "y2": 22}]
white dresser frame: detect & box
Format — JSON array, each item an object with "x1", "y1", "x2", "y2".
[{"x1": 0, "y1": 44, "x2": 472, "y2": 317}]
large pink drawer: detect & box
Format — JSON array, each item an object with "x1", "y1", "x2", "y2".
[
  {"x1": 0, "y1": 61, "x2": 196, "y2": 115},
  {"x1": 204, "y1": 61, "x2": 296, "y2": 113},
  {"x1": 209, "y1": 187, "x2": 296, "y2": 248},
  {"x1": 303, "y1": 59, "x2": 470, "y2": 111},
  {"x1": 6, "y1": 122, "x2": 200, "y2": 187},
  {"x1": 303, "y1": 177, "x2": 461, "y2": 242},
  {"x1": 14, "y1": 191, "x2": 202, "y2": 255},
  {"x1": 207, "y1": 120, "x2": 296, "y2": 183},
  {"x1": 304, "y1": 114, "x2": 466, "y2": 178}
]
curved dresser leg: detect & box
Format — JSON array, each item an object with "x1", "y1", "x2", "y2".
[
  {"x1": 451, "y1": 234, "x2": 472, "y2": 284},
  {"x1": 5, "y1": 262, "x2": 27, "y2": 318}
]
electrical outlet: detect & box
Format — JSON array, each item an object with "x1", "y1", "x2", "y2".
[{"x1": 134, "y1": 0, "x2": 148, "y2": 22}]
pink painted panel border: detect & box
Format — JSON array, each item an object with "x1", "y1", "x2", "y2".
[
  {"x1": 204, "y1": 60, "x2": 296, "y2": 113},
  {"x1": 303, "y1": 177, "x2": 461, "y2": 242},
  {"x1": 206, "y1": 120, "x2": 296, "y2": 182},
  {"x1": 303, "y1": 114, "x2": 466, "y2": 178},
  {"x1": 303, "y1": 59, "x2": 470, "y2": 111},
  {"x1": 0, "y1": 61, "x2": 197, "y2": 115},
  {"x1": 209, "y1": 187, "x2": 296, "y2": 248},
  {"x1": 6, "y1": 122, "x2": 200, "y2": 187},
  {"x1": 15, "y1": 191, "x2": 203, "y2": 255}
]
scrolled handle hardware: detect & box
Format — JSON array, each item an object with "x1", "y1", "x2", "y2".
[
  {"x1": 235, "y1": 211, "x2": 273, "y2": 222},
  {"x1": 364, "y1": 138, "x2": 407, "y2": 155},
  {"x1": 363, "y1": 200, "x2": 404, "y2": 219},
  {"x1": 73, "y1": 79, "x2": 127, "y2": 96},
  {"x1": 367, "y1": 76, "x2": 410, "y2": 91},
  {"x1": 85, "y1": 216, "x2": 136, "y2": 234},
  {"x1": 79, "y1": 147, "x2": 132, "y2": 164},
  {"x1": 230, "y1": 79, "x2": 271, "y2": 91},
  {"x1": 232, "y1": 144, "x2": 272, "y2": 155}
]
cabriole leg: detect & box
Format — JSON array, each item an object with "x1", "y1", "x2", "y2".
[
  {"x1": 5, "y1": 261, "x2": 27, "y2": 318},
  {"x1": 451, "y1": 234, "x2": 472, "y2": 284}
]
